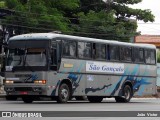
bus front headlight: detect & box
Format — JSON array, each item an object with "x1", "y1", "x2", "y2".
[{"x1": 5, "y1": 80, "x2": 14, "y2": 84}]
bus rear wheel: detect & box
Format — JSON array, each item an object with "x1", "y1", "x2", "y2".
[
  {"x1": 115, "y1": 85, "x2": 132, "y2": 103},
  {"x1": 57, "y1": 83, "x2": 70, "y2": 103},
  {"x1": 87, "y1": 96, "x2": 103, "y2": 103}
]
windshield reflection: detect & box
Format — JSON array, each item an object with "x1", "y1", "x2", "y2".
[{"x1": 7, "y1": 48, "x2": 47, "y2": 67}]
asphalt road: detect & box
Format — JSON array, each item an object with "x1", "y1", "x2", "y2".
[{"x1": 0, "y1": 98, "x2": 160, "y2": 120}]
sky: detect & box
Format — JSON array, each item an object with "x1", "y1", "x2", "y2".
[{"x1": 131, "y1": 0, "x2": 160, "y2": 35}]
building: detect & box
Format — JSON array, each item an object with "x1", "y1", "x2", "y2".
[{"x1": 135, "y1": 35, "x2": 160, "y2": 48}]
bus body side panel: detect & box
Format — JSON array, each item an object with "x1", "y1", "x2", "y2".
[
  {"x1": 56, "y1": 59, "x2": 157, "y2": 97},
  {"x1": 108, "y1": 63, "x2": 157, "y2": 97},
  {"x1": 106, "y1": 63, "x2": 135, "y2": 97},
  {"x1": 56, "y1": 58, "x2": 87, "y2": 96},
  {"x1": 85, "y1": 74, "x2": 111, "y2": 96},
  {"x1": 57, "y1": 59, "x2": 112, "y2": 96},
  {"x1": 133, "y1": 64, "x2": 157, "y2": 96}
]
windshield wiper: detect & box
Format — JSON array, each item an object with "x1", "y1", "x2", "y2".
[
  {"x1": 23, "y1": 50, "x2": 34, "y2": 72},
  {"x1": 17, "y1": 56, "x2": 23, "y2": 65}
]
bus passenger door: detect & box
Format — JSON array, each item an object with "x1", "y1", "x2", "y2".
[{"x1": 50, "y1": 40, "x2": 62, "y2": 71}]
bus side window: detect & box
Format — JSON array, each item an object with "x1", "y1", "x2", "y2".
[
  {"x1": 145, "y1": 49, "x2": 151, "y2": 64},
  {"x1": 145, "y1": 49, "x2": 156, "y2": 64},
  {"x1": 120, "y1": 47, "x2": 125, "y2": 61},
  {"x1": 78, "y1": 42, "x2": 92, "y2": 59},
  {"x1": 63, "y1": 40, "x2": 77, "y2": 58},
  {"x1": 150, "y1": 50, "x2": 156, "y2": 64},
  {"x1": 133, "y1": 48, "x2": 138, "y2": 62},
  {"x1": 95, "y1": 43, "x2": 106, "y2": 60},
  {"x1": 120, "y1": 47, "x2": 132, "y2": 62},
  {"x1": 109, "y1": 45, "x2": 120, "y2": 61},
  {"x1": 126, "y1": 47, "x2": 132, "y2": 62},
  {"x1": 139, "y1": 48, "x2": 144, "y2": 63},
  {"x1": 133, "y1": 48, "x2": 144, "y2": 63}
]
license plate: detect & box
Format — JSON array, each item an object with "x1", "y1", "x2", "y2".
[{"x1": 20, "y1": 91, "x2": 28, "y2": 95}]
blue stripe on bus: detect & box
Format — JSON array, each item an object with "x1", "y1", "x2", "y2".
[
  {"x1": 105, "y1": 67, "x2": 129, "y2": 94},
  {"x1": 106, "y1": 65, "x2": 152, "y2": 96},
  {"x1": 136, "y1": 66, "x2": 151, "y2": 95}
]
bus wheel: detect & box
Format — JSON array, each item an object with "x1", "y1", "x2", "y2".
[
  {"x1": 57, "y1": 83, "x2": 70, "y2": 103},
  {"x1": 22, "y1": 97, "x2": 33, "y2": 103},
  {"x1": 115, "y1": 85, "x2": 132, "y2": 103},
  {"x1": 87, "y1": 96, "x2": 103, "y2": 103}
]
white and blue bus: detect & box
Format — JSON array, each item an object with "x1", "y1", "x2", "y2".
[{"x1": 4, "y1": 33, "x2": 157, "y2": 103}]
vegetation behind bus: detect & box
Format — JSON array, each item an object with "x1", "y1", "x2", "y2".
[{"x1": 0, "y1": 0, "x2": 155, "y2": 42}]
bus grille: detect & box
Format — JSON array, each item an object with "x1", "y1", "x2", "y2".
[{"x1": 14, "y1": 87, "x2": 33, "y2": 91}]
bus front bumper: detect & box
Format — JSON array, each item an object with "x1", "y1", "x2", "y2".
[{"x1": 4, "y1": 85, "x2": 47, "y2": 96}]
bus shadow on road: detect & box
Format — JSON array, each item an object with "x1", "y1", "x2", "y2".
[{"x1": 3, "y1": 100, "x2": 151, "y2": 104}]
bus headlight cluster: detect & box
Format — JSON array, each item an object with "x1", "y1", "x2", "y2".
[
  {"x1": 5, "y1": 80, "x2": 14, "y2": 84},
  {"x1": 34, "y1": 80, "x2": 46, "y2": 84}
]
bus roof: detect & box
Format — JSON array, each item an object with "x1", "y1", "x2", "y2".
[{"x1": 9, "y1": 33, "x2": 156, "y2": 49}]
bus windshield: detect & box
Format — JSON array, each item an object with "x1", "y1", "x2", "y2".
[{"x1": 7, "y1": 48, "x2": 47, "y2": 67}]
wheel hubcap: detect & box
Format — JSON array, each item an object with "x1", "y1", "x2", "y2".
[
  {"x1": 124, "y1": 88, "x2": 130, "y2": 100},
  {"x1": 61, "y1": 88, "x2": 68, "y2": 99}
]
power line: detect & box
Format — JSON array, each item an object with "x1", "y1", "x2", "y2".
[
  {"x1": 0, "y1": 17, "x2": 138, "y2": 32},
  {"x1": 0, "y1": 22, "x2": 136, "y2": 39},
  {"x1": 0, "y1": 18, "x2": 138, "y2": 32},
  {"x1": 0, "y1": 8, "x2": 136, "y2": 24},
  {"x1": 2, "y1": 8, "x2": 159, "y2": 25},
  {"x1": 2, "y1": 12, "x2": 160, "y2": 27}
]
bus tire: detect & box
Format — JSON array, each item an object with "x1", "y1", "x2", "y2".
[
  {"x1": 57, "y1": 83, "x2": 70, "y2": 103},
  {"x1": 22, "y1": 97, "x2": 33, "y2": 103},
  {"x1": 115, "y1": 85, "x2": 132, "y2": 103},
  {"x1": 87, "y1": 96, "x2": 103, "y2": 103}
]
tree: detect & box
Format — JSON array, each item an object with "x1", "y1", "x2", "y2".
[
  {"x1": 2, "y1": 0, "x2": 78, "y2": 35},
  {"x1": 72, "y1": 0, "x2": 154, "y2": 41},
  {"x1": 110, "y1": 0, "x2": 154, "y2": 22},
  {"x1": 0, "y1": 0, "x2": 155, "y2": 42}
]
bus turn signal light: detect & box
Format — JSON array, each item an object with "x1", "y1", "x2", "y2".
[{"x1": 34, "y1": 80, "x2": 46, "y2": 84}]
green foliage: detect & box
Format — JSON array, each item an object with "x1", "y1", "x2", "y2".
[
  {"x1": 72, "y1": 0, "x2": 154, "y2": 41},
  {"x1": 73, "y1": 10, "x2": 118, "y2": 39},
  {"x1": 0, "y1": 1, "x2": 5, "y2": 8},
  {"x1": 79, "y1": 0, "x2": 106, "y2": 13},
  {"x1": 111, "y1": 3, "x2": 155, "y2": 22},
  {"x1": 52, "y1": 0, "x2": 80, "y2": 11},
  {"x1": 2, "y1": 0, "x2": 72, "y2": 34},
  {"x1": 0, "y1": 0, "x2": 155, "y2": 42}
]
